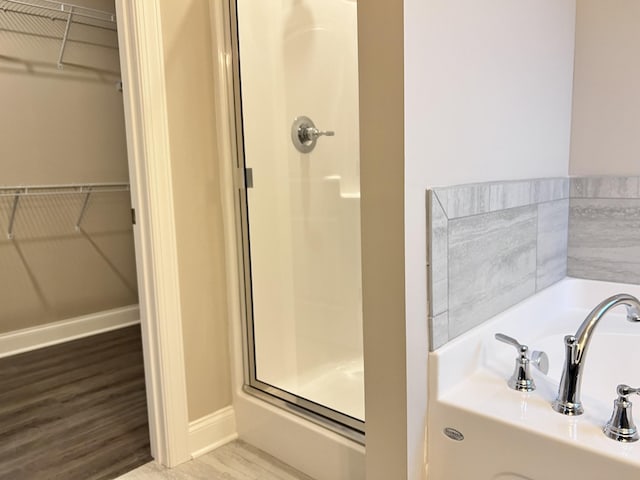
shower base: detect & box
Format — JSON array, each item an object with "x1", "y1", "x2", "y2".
[{"x1": 275, "y1": 358, "x2": 364, "y2": 421}]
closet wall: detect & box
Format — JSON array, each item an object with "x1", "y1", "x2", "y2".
[{"x1": 0, "y1": 0, "x2": 137, "y2": 333}]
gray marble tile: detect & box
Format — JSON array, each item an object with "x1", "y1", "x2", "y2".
[
  {"x1": 433, "y1": 183, "x2": 491, "y2": 219},
  {"x1": 428, "y1": 191, "x2": 448, "y2": 317},
  {"x1": 568, "y1": 198, "x2": 640, "y2": 284},
  {"x1": 434, "y1": 178, "x2": 570, "y2": 220},
  {"x1": 536, "y1": 199, "x2": 569, "y2": 290},
  {"x1": 429, "y1": 311, "x2": 449, "y2": 351},
  {"x1": 532, "y1": 178, "x2": 570, "y2": 203},
  {"x1": 448, "y1": 206, "x2": 537, "y2": 339},
  {"x1": 570, "y1": 176, "x2": 640, "y2": 199},
  {"x1": 489, "y1": 181, "x2": 533, "y2": 211}
]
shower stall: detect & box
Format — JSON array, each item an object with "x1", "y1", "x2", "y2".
[{"x1": 232, "y1": 0, "x2": 364, "y2": 436}]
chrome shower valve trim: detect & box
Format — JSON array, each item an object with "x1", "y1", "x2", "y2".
[{"x1": 291, "y1": 116, "x2": 335, "y2": 153}]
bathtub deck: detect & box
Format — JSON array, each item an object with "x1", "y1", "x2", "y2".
[
  {"x1": 116, "y1": 440, "x2": 315, "y2": 480},
  {"x1": 0, "y1": 325, "x2": 151, "y2": 479}
]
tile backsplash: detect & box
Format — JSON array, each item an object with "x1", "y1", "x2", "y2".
[
  {"x1": 427, "y1": 178, "x2": 569, "y2": 350},
  {"x1": 428, "y1": 176, "x2": 640, "y2": 350},
  {"x1": 568, "y1": 176, "x2": 640, "y2": 285}
]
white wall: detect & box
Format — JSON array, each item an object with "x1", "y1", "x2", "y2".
[
  {"x1": 404, "y1": 1, "x2": 576, "y2": 478},
  {"x1": 570, "y1": 0, "x2": 640, "y2": 176}
]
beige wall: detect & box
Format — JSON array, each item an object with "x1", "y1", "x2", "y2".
[
  {"x1": 358, "y1": 1, "x2": 407, "y2": 478},
  {"x1": 0, "y1": 0, "x2": 137, "y2": 333},
  {"x1": 158, "y1": 0, "x2": 232, "y2": 422},
  {"x1": 570, "y1": 0, "x2": 640, "y2": 175}
]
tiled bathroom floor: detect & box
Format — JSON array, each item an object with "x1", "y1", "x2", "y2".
[{"x1": 116, "y1": 440, "x2": 314, "y2": 480}]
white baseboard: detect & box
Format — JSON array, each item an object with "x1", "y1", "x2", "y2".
[
  {"x1": 0, "y1": 305, "x2": 140, "y2": 358},
  {"x1": 188, "y1": 406, "x2": 238, "y2": 458}
]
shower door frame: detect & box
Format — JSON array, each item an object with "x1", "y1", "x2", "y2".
[{"x1": 227, "y1": 0, "x2": 365, "y2": 441}]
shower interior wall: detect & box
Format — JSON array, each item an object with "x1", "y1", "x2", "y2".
[
  {"x1": 237, "y1": 0, "x2": 363, "y2": 418},
  {"x1": 0, "y1": 0, "x2": 138, "y2": 334}
]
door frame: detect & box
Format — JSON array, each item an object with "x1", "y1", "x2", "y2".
[{"x1": 114, "y1": 0, "x2": 191, "y2": 467}]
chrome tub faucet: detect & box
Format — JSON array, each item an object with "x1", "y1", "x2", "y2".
[{"x1": 553, "y1": 294, "x2": 640, "y2": 416}]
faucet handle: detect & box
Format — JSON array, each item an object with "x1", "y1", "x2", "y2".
[
  {"x1": 604, "y1": 384, "x2": 640, "y2": 442},
  {"x1": 495, "y1": 334, "x2": 549, "y2": 373},
  {"x1": 495, "y1": 333, "x2": 548, "y2": 392},
  {"x1": 618, "y1": 385, "x2": 640, "y2": 397},
  {"x1": 495, "y1": 333, "x2": 528, "y2": 353}
]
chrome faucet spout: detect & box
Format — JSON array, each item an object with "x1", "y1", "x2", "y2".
[{"x1": 553, "y1": 294, "x2": 640, "y2": 416}]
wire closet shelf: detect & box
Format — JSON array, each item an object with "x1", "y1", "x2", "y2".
[
  {"x1": 0, "y1": 0, "x2": 117, "y2": 68},
  {"x1": 1, "y1": 183, "x2": 130, "y2": 239}
]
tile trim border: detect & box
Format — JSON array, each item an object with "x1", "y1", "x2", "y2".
[
  {"x1": 570, "y1": 176, "x2": 640, "y2": 199},
  {"x1": 432, "y1": 177, "x2": 569, "y2": 220}
]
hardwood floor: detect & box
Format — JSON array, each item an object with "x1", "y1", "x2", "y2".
[
  {"x1": 117, "y1": 440, "x2": 314, "y2": 480},
  {"x1": 0, "y1": 325, "x2": 151, "y2": 480}
]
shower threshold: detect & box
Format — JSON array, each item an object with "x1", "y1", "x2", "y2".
[{"x1": 246, "y1": 358, "x2": 365, "y2": 444}]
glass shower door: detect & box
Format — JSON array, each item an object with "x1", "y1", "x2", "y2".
[{"x1": 233, "y1": 0, "x2": 363, "y2": 432}]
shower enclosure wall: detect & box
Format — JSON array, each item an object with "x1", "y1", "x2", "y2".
[{"x1": 234, "y1": 0, "x2": 364, "y2": 433}]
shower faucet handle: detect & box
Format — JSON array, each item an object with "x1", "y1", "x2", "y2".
[
  {"x1": 291, "y1": 115, "x2": 335, "y2": 153},
  {"x1": 495, "y1": 333, "x2": 549, "y2": 392},
  {"x1": 302, "y1": 126, "x2": 335, "y2": 140}
]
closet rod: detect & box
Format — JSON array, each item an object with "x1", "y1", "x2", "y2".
[{"x1": 2, "y1": 0, "x2": 116, "y2": 24}]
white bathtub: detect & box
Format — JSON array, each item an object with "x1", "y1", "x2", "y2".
[{"x1": 428, "y1": 278, "x2": 640, "y2": 480}]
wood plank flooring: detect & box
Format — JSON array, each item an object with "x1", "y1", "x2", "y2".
[
  {"x1": 117, "y1": 440, "x2": 315, "y2": 480},
  {"x1": 0, "y1": 325, "x2": 151, "y2": 480}
]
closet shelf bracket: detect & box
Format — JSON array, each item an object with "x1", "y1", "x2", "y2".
[
  {"x1": 57, "y1": 7, "x2": 73, "y2": 69},
  {"x1": 7, "y1": 191, "x2": 20, "y2": 240},
  {"x1": 75, "y1": 187, "x2": 92, "y2": 231}
]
